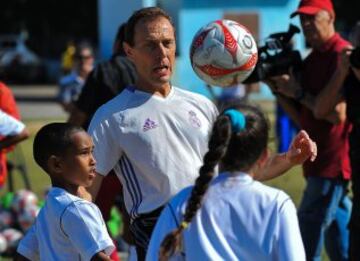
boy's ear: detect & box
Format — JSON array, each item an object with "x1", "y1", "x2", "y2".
[{"x1": 47, "y1": 155, "x2": 63, "y2": 174}]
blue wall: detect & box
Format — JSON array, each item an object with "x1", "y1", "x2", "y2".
[
  {"x1": 98, "y1": 0, "x2": 305, "y2": 99},
  {"x1": 166, "y1": 0, "x2": 305, "y2": 99},
  {"x1": 98, "y1": 0, "x2": 156, "y2": 59}
]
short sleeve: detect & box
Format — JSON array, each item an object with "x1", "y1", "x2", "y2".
[
  {"x1": 17, "y1": 224, "x2": 40, "y2": 260},
  {"x1": 61, "y1": 201, "x2": 115, "y2": 260},
  {"x1": 0, "y1": 110, "x2": 25, "y2": 136},
  {"x1": 88, "y1": 110, "x2": 123, "y2": 176},
  {"x1": 277, "y1": 196, "x2": 306, "y2": 261}
]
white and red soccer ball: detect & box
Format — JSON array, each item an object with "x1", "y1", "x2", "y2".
[
  {"x1": 11, "y1": 189, "x2": 38, "y2": 215},
  {"x1": 0, "y1": 209, "x2": 15, "y2": 230},
  {"x1": 0, "y1": 233, "x2": 7, "y2": 253},
  {"x1": 18, "y1": 204, "x2": 40, "y2": 232},
  {"x1": 190, "y1": 19, "x2": 258, "y2": 87},
  {"x1": 2, "y1": 228, "x2": 23, "y2": 253}
]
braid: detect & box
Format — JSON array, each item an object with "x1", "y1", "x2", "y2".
[{"x1": 159, "y1": 115, "x2": 232, "y2": 260}]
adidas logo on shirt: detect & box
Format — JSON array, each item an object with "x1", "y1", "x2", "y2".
[{"x1": 143, "y1": 118, "x2": 158, "y2": 131}]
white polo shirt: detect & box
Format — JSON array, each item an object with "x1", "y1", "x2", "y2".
[
  {"x1": 88, "y1": 86, "x2": 218, "y2": 218},
  {"x1": 17, "y1": 187, "x2": 114, "y2": 261},
  {"x1": 0, "y1": 109, "x2": 25, "y2": 136},
  {"x1": 146, "y1": 172, "x2": 305, "y2": 261}
]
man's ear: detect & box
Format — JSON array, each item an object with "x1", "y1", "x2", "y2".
[
  {"x1": 325, "y1": 10, "x2": 335, "y2": 24},
  {"x1": 47, "y1": 155, "x2": 62, "y2": 174},
  {"x1": 123, "y1": 42, "x2": 133, "y2": 59}
]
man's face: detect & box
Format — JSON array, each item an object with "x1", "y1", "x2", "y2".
[
  {"x1": 300, "y1": 10, "x2": 334, "y2": 48},
  {"x1": 125, "y1": 16, "x2": 176, "y2": 90}
]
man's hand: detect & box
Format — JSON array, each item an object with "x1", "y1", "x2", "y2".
[
  {"x1": 339, "y1": 46, "x2": 352, "y2": 76},
  {"x1": 285, "y1": 130, "x2": 317, "y2": 165},
  {"x1": 268, "y1": 68, "x2": 301, "y2": 98}
]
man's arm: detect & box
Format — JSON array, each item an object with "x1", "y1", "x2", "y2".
[
  {"x1": 0, "y1": 110, "x2": 29, "y2": 150},
  {"x1": 314, "y1": 46, "x2": 359, "y2": 119},
  {"x1": 268, "y1": 66, "x2": 347, "y2": 124},
  {"x1": 0, "y1": 128, "x2": 29, "y2": 150}
]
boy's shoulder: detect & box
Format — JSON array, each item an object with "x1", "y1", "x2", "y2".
[{"x1": 45, "y1": 187, "x2": 95, "y2": 216}]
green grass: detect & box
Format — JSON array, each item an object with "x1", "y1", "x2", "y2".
[{"x1": 0, "y1": 110, "x2": 330, "y2": 260}]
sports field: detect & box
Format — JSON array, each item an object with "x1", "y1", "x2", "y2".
[{"x1": 0, "y1": 101, "x2": 331, "y2": 260}]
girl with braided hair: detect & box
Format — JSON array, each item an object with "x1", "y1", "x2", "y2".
[{"x1": 146, "y1": 104, "x2": 317, "y2": 261}]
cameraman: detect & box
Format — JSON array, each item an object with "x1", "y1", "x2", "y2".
[
  {"x1": 308, "y1": 22, "x2": 360, "y2": 260},
  {"x1": 265, "y1": 0, "x2": 352, "y2": 260}
]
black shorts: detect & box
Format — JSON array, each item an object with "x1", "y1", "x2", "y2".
[{"x1": 129, "y1": 206, "x2": 164, "y2": 261}]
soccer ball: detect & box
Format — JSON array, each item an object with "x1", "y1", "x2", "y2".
[
  {"x1": 190, "y1": 19, "x2": 258, "y2": 87},
  {"x1": 0, "y1": 233, "x2": 7, "y2": 253},
  {"x1": 18, "y1": 204, "x2": 39, "y2": 232},
  {"x1": 2, "y1": 228, "x2": 23, "y2": 251},
  {"x1": 11, "y1": 189, "x2": 38, "y2": 214},
  {"x1": 0, "y1": 210, "x2": 15, "y2": 230}
]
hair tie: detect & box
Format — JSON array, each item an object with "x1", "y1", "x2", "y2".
[
  {"x1": 180, "y1": 221, "x2": 189, "y2": 230},
  {"x1": 223, "y1": 109, "x2": 246, "y2": 133}
]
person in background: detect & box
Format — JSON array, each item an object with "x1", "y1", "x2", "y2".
[
  {"x1": 276, "y1": 104, "x2": 299, "y2": 153},
  {"x1": 308, "y1": 21, "x2": 360, "y2": 260},
  {"x1": 60, "y1": 40, "x2": 76, "y2": 75},
  {"x1": 58, "y1": 42, "x2": 95, "y2": 113},
  {"x1": 265, "y1": 0, "x2": 352, "y2": 259},
  {"x1": 0, "y1": 81, "x2": 28, "y2": 189},
  {"x1": 0, "y1": 109, "x2": 29, "y2": 159}
]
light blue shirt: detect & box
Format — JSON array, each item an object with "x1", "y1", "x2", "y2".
[
  {"x1": 17, "y1": 187, "x2": 114, "y2": 261},
  {"x1": 147, "y1": 172, "x2": 305, "y2": 261}
]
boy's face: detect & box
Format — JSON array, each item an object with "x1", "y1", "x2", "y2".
[{"x1": 59, "y1": 131, "x2": 96, "y2": 190}]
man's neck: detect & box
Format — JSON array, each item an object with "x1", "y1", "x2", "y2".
[
  {"x1": 135, "y1": 81, "x2": 172, "y2": 97},
  {"x1": 313, "y1": 30, "x2": 336, "y2": 50}
]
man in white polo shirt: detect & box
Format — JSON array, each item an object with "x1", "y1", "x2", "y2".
[
  {"x1": 88, "y1": 7, "x2": 314, "y2": 260},
  {"x1": 88, "y1": 8, "x2": 217, "y2": 260}
]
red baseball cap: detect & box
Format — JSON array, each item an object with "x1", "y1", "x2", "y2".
[{"x1": 290, "y1": 0, "x2": 334, "y2": 18}]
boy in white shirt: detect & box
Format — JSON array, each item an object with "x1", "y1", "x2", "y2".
[{"x1": 15, "y1": 123, "x2": 114, "y2": 261}]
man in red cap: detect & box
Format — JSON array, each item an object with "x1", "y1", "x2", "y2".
[{"x1": 265, "y1": 0, "x2": 352, "y2": 260}]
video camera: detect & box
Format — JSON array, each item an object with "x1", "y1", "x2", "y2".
[{"x1": 243, "y1": 24, "x2": 302, "y2": 84}]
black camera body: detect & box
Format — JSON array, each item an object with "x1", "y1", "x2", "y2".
[
  {"x1": 350, "y1": 47, "x2": 360, "y2": 69},
  {"x1": 243, "y1": 24, "x2": 302, "y2": 84}
]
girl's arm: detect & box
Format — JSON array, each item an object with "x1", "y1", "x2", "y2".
[{"x1": 256, "y1": 130, "x2": 317, "y2": 181}]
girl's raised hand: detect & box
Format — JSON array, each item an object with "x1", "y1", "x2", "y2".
[{"x1": 286, "y1": 130, "x2": 317, "y2": 165}]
